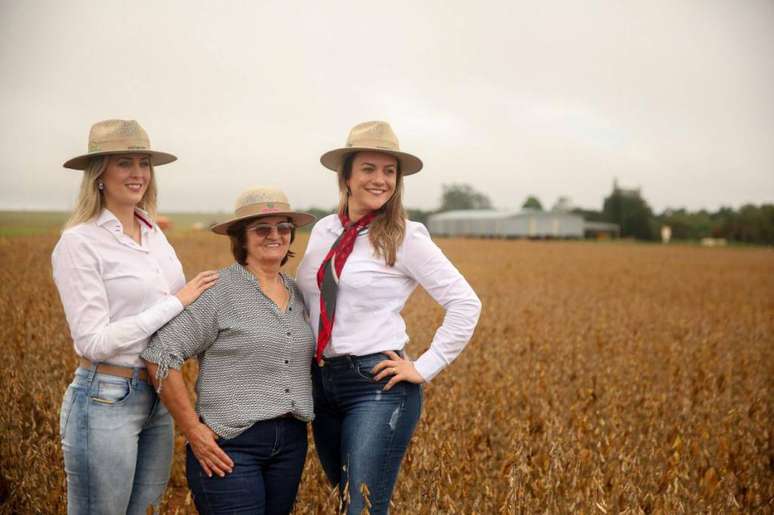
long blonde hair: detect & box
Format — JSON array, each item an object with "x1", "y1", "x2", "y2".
[
  {"x1": 64, "y1": 156, "x2": 158, "y2": 229},
  {"x1": 337, "y1": 152, "x2": 406, "y2": 266}
]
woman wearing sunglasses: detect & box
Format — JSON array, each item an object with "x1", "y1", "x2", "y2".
[
  {"x1": 141, "y1": 187, "x2": 316, "y2": 514},
  {"x1": 296, "y1": 121, "x2": 482, "y2": 514}
]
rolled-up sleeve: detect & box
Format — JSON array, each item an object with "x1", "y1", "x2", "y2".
[
  {"x1": 141, "y1": 287, "x2": 219, "y2": 385},
  {"x1": 52, "y1": 232, "x2": 184, "y2": 362},
  {"x1": 400, "y1": 225, "x2": 482, "y2": 382}
]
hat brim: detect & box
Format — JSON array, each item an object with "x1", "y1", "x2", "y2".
[
  {"x1": 210, "y1": 211, "x2": 317, "y2": 235},
  {"x1": 63, "y1": 150, "x2": 178, "y2": 170},
  {"x1": 320, "y1": 147, "x2": 423, "y2": 176}
]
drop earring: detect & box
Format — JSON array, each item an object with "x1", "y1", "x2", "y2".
[{"x1": 98, "y1": 181, "x2": 104, "y2": 191}]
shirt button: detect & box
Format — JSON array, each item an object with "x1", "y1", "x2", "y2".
[
  {"x1": 284, "y1": 359, "x2": 289, "y2": 364},
  {"x1": 286, "y1": 332, "x2": 291, "y2": 336},
  {"x1": 285, "y1": 388, "x2": 290, "y2": 393}
]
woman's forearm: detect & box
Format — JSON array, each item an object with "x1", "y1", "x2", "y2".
[
  {"x1": 144, "y1": 360, "x2": 234, "y2": 477},
  {"x1": 144, "y1": 362, "x2": 199, "y2": 436}
]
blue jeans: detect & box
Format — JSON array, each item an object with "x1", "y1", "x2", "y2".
[
  {"x1": 60, "y1": 366, "x2": 174, "y2": 514},
  {"x1": 186, "y1": 417, "x2": 308, "y2": 514},
  {"x1": 312, "y1": 352, "x2": 423, "y2": 515}
]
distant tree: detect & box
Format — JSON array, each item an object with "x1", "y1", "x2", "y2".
[
  {"x1": 602, "y1": 184, "x2": 656, "y2": 240},
  {"x1": 711, "y1": 207, "x2": 737, "y2": 238},
  {"x1": 522, "y1": 195, "x2": 543, "y2": 210},
  {"x1": 657, "y1": 208, "x2": 713, "y2": 240},
  {"x1": 306, "y1": 206, "x2": 335, "y2": 218},
  {"x1": 439, "y1": 184, "x2": 492, "y2": 211},
  {"x1": 760, "y1": 204, "x2": 774, "y2": 244},
  {"x1": 572, "y1": 207, "x2": 607, "y2": 222},
  {"x1": 406, "y1": 208, "x2": 433, "y2": 226},
  {"x1": 652, "y1": 204, "x2": 774, "y2": 245},
  {"x1": 300, "y1": 206, "x2": 335, "y2": 231},
  {"x1": 551, "y1": 196, "x2": 574, "y2": 212},
  {"x1": 716, "y1": 203, "x2": 774, "y2": 244}
]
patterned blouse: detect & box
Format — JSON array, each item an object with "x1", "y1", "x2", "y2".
[{"x1": 141, "y1": 262, "x2": 314, "y2": 439}]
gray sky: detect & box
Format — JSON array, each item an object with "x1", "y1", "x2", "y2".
[{"x1": 1, "y1": 0, "x2": 773, "y2": 213}]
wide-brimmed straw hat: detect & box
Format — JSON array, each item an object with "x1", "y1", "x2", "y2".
[
  {"x1": 320, "y1": 121, "x2": 423, "y2": 175},
  {"x1": 210, "y1": 186, "x2": 316, "y2": 235},
  {"x1": 63, "y1": 119, "x2": 177, "y2": 170}
]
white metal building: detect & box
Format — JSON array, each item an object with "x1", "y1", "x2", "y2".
[{"x1": 427, "y1": 208, "x2": 587, "y2": 238}]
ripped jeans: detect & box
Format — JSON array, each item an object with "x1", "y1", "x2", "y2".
[
  {"x1": 312, "y1": 352, "x2": 422, "y2": 515},
  {"x1": 60, "y1": 365, "x2": 174, "y2": 514}
]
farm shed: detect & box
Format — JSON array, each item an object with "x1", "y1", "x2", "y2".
[
  {"x1": 583, "y1": 221, "x2": 620, "y2": 239},
  {"x1": 427, "y1": 209, "x2": 587, "y2": 238}
]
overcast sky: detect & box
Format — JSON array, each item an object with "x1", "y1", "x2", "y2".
[{"x1": 1, "y1": 0, "x2": 772, "y2": 214}]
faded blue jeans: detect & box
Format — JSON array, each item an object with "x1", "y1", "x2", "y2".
[
  {"x1": 312, "y1": 352, "x2": 423, "y2": 515},
  {"x1": 59, "y1": 365, "x2": 174, "y2": 514}
]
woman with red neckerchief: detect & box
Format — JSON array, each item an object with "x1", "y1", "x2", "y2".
[{"x1": 296, "y1": 121, "x2": 482, "y2": 514}]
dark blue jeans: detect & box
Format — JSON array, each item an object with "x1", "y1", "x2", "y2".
[
  {"x1": 312, "y1": 352, "x2": 423, "y2": 515},
  {"x1": 186, "y1": 417, "x2": 308, "y2": 515}
]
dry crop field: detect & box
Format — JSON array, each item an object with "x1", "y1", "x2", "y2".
[{"x1": 1, "y1": 231, "x2": 772, "y2": 514}]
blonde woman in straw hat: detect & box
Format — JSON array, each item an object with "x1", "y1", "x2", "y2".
[
  {"x1": 296, "y1": 121, "x2": 482, "y2": 514},
  {"x1": 141, "y1": 187, "x2": 316, "y2": 514},
  {"x1": 52, "y1": 119, "x2": 219, "y2": 514}
]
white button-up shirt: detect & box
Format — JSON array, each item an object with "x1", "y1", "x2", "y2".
[
  {"x1": 296, "y1": 214, "x2": 482, "y2": 382},
  {"x1": 51, "y1": 208, "x2": 186, "y2": 367}
]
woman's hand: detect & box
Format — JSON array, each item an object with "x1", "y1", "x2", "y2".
[
  {"x1": 185, "y1": 422, "x2": 234, "y2": 478},
  {"x1": 372, "y1": 351, "x2": 426, "y2": 391},
  {"x1": 146, "y1": 366, "x2": 231, "y2": 478},
  {"x1": 176, "y1": 271, "x2": 219, "y2": 307}
]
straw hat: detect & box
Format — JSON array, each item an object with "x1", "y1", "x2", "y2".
[
  {"x1": 63, "y1": 119, "x2": 177, "y2": 170},
  {"x1": 210, "y1": 186, "x2": 316, "y2": 235},
  {"x1": 320, "y1": 121, "x2": 423, "y2": 175}
]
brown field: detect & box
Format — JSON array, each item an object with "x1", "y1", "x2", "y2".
[{"x1": 1, "y1": 233, "x2": 772, "y2": 514}]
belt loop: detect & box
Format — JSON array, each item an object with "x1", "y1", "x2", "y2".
[
  {"x1": 85, "y1": 359, "x2": 98, "y2": 386},
  {"x1": 131, "y1": 367, "x2": 140, "y2": 387}
]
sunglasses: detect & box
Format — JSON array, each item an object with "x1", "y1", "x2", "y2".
[{"x1": 248, "y1": 222, "x2": 295, "y2": 238}]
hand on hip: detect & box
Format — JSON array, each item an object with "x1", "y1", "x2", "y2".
[
  {"x1": 372, "y1": 351, "x2": 425, "y2": 391},
  {"x1": 186, "y1": 422, "x2": 234, "y2": 478}
]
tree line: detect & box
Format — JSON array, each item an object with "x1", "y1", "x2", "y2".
[
  {"x1": 426, "y1": 183, "x2": 774, "y2": 245},
  {"x1": 304, "y1": 183, "x2": 773, "y2": 245},
  {"x1": 587, "y1": 185, "x2": 773, "y2": 244}
]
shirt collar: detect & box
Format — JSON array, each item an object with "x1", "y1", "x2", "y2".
[
  {"x1": 134, "y1": 208, "x2": 155, "y2": 232},
  {"x1": 234, "y1": 263, "x2": 295, "y2": 308},
  {"x1": 96, "y1": 208, "x2": 156, "y2": 235},
  {"x1": 95, "y1": 208, "x2": 119, "y2": 228},
  {"x1": 324, "y1": 213, "x2": 371, "y2": 237},
  {"x1": 323, "y1": 214, "x2": 343, "y2": 235}
]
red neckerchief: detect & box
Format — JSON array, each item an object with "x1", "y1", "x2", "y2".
[{"x1": 315, "y1": 211, "x2": 377, "y2": 363}]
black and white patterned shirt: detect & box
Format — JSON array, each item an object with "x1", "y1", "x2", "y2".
[{"x1": 141, "y1": 262, "x2": 314, "y2": 439}]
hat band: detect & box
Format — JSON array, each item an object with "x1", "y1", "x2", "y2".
[
  {"x1": 346, "y1": 138, "x2": 400, "y2": 151},
  {"x1": 89, "y1": 139, "x2": 151, "y2": 153},
  {"x1": 235, "y1": 202, "x2": 292, "y2": 219}
]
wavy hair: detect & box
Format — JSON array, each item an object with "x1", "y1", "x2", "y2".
[{"x1": 337, "y1": 152, "x2": 406, "y2": 266}]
